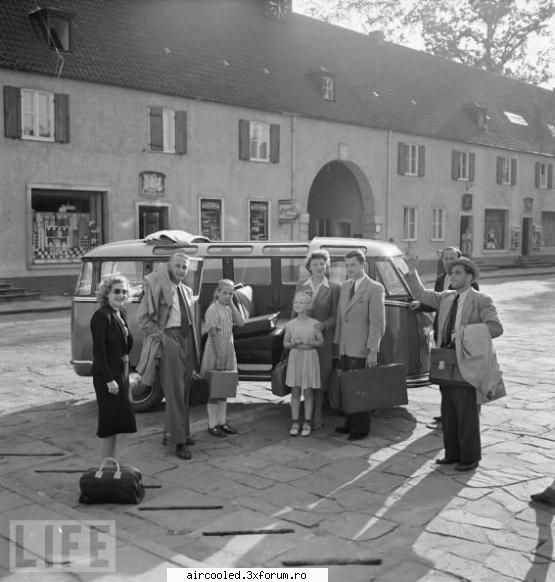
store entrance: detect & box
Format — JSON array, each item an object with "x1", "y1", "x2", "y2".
[
  {"x1": 138, "y1": 205, "x2": 169, "y2": 238},
  {"x1": 522, "y1": 217, "x2": 532, "y2": 256}
]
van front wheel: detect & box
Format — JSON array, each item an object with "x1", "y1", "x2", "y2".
[{"x1": 131, "y1": 379, "x2": 164, "y2": 413}]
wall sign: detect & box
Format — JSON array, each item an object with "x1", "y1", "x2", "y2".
[
  {"x1": 278, "y1": 199, "x2": 300, "y2": 223},
  {"x1": 139, "y1": 172, "x2": 165, "y2": 198},
  {"x1": 523, "y1": 197, "x2": 533, "y2": 212},
  {"x1": 461, "y1": 193, "x2": 473, "y2": 211}
]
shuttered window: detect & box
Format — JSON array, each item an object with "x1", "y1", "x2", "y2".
[
  {"x1": 451, "y1": 151, "x2": 475, "y2": 181},
  {"x1": 398, "y1": 142, "x2": 425, "y2": 176},
  {"x1": 239, "y1": 120, "x2": 280, "y2": 163},
  {"x1": 4, "y1": 86, "x2": 69, "y2": 142},
  {"x1": 535, "y1": 162, "x2": 553, "y2": 189},
  {"x1": 148, "y1": 106, "x2": 187, "y2": 154},
  {"x1": 496, "y1": 156, "x2": 516, "y2": 185}
]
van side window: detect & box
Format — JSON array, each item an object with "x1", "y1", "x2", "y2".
[
  {"x1": 375, "y1": 260, "x2": 410, "y2": 297},
  {"x1": 281, "y1": 258, "x2": 306, "y2": 284},
  {"x1": 75, "y1": 260, "x2": 93, "y2": 295},
  {"x1": 233, "y1": 258, "x2": 271, "y2": 285},
  {"x1": 328, "y1": 260, "x2": 347, "y2": 285},
  {"x1": 100, "y1": 261, "x2": 144, "y2": 298},
  {"x1": 201, "y1": 258, "x2": 224, "y2": 284},
  {"x1": 152, "y1": 260, "x2": 202, "y2": 295}
]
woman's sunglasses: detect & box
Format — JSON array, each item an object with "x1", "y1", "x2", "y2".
[{"x1": 112, "y1": 288, "x2": 129, "y2": 295}]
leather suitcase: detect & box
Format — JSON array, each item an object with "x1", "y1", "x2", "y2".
[
  {"x1": 189, "y1": 375, "x2": 210, "y2": 405},
  {"x1": 79, "y1": 457, "x2": 145, "y2": 505},
  {"x1": 233, "y1": 312, "x2": 279, "y2": 338},
  {"x1": 206, "y1": 370, "x2": 238, "y2": 398},
  {"x1": 271, "y1": 360, "x2": 290, "y2": 396},
  {"x1": 429, "y1": 348, "x2": 472, "y2": 388},
  {"x1": 339, "y1": 363, "x2": 408, "y2": 414}
]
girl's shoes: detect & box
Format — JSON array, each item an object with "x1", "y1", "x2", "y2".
[
  {"x1": 220, "y1": 423, "x2": 238, "y2": 435},
  {"x1": 208, "y1": 426, "x2": 227, "y2": 438},
  {"x1": 301, "y1": 422, "x2": 312, "y2": 437},
  {"x1": 290, "y1": 421, "x2": 300, "y2": 436}
]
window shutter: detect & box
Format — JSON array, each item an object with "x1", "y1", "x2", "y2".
[
  {"x1": 417, "y1": 145, "x2": 425, "y2": 177},
  {"x1": 397, "y1": 142, "x2": 407, "y2": 175},
  {"x1": 495, "y1": 157, "x2": 503, "y2": 184},
  {"x1": 4, "y1": 85, "x2": 21, "y2": 138},
  {"x1": 534, "y1": 162, "x2": 541, "y2": 187},
  {"x1": 238, "y1": 119, "x2": 250, "y2": 161},
  {"x1": 149, "y1": 107, "x2": 163, "y2": 151},
  {"x1": 548, "y1": 164, "x2": 553, "y2": 189},
  {"x1": 468, "y1": 153, "x2": 476, "y2": 182},
  {"x1": 174, "y1": 110, "x2": 187, "y2": 155},
  {"x1": 451, "y1": 151, "x2": 459, "y2": 180},
  {"x1": 510, "y1": 159, "x2": 517, "y2": 185},
  {"x1": 54, "y1": 93, "x2": 70, "y2": 143},
  {"x1": 269, "y1": 124, "x2": 280, "y2": 163}
]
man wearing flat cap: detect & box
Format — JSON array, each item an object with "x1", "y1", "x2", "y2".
[{"x1": 406, "y1": 256, "x2": 503, "y2": 472}]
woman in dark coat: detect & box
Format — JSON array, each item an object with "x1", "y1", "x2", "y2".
[
  {"x1": 90, "y1": 274, "x2": 137, "y2": 459},
  {"x1": 291, "y1": 250, "x2": 340, "y2": 429}
]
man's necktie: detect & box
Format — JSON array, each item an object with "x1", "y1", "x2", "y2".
[
  {"x1": 349, "y1": 280, "x2": 356, "y2": 300},
  {"x1": 177, "y1": 287, "x2": 190, "y2": 333},
  {"x1": 443, "y1": 293, "x2": 459, "y2": 348}
]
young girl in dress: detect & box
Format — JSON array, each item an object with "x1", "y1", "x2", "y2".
[
  {"x1": 284, "y1": 292, "x2": 324, "y2": 437},
  {"x1": 201, "y1": 279, "x2": 245, "y2": 437}
]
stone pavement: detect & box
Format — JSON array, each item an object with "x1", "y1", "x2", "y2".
[{"x1": 1, "y1": 374, "x2": 554, "y2": 581}]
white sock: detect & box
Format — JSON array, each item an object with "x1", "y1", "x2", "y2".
[
  {"x1": 207, "y1": 403, "x2": 218, "y2": 428},
  {"x1": 217, "y1": 400, "x2": 227, "y2": 425}
]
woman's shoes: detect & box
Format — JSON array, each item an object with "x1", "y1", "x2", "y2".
[
  {"x1": 208, "y1": 426, "x2": 227, "y2": 438},
  {"x1": 290, "y1": 421, "x2": 300, "y2": 436},
  {"x1": 300, "y1": 422, "x2": 312, "y2": 437}
]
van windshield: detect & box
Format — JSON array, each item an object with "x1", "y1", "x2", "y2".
[{"x1": 375, "y1": 259, "x2": 410, "y2": 297}]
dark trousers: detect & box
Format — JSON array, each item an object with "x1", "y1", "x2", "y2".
[
  {"x1": 341, "y1": 356, "x2": 371, "y2": 436},
  {"x1": 440, "y1": 384, "x2": 481, "y2": 464}
]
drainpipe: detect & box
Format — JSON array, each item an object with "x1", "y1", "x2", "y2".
[
  {"x1": 288, "y1": 113, "x2": 297, "y2": 241},
  {"x1": 385, "y1": 129, "x2": 392, "y2": 239}
]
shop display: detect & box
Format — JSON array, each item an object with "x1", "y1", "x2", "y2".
[{"x1": 32, "y1": 210, "x2": 101, "y2": 264}]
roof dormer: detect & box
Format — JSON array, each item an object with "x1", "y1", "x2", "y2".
[
  {"x1": 307, "y1": 68, "x2": 336, "y2": 102},
  {"x1": 29, "y1": 7, "x2": 74, "y2": 52},
  {"x1": 463, "y1": 103, "x2": 488, "y2": 130}
]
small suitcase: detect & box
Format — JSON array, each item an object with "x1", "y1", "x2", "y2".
[
  {"x1": 429, "y1": 348, "x2": 472, "y2": 388},
  {"x1": 79, "y1": 457, "x2": 145, "y2": 505},
  {"x1": 339, "y1": 363, "x2": 408, "y2": 414},
  {"x1": 271, "y1": 359, "x2": 290, "y2": 397},
  {"x1": 189, "y1": 374, "x2": 210, "y2": 405},
  {"x1": 206, "y1": 370, "x2": 238, "y2": 398}
]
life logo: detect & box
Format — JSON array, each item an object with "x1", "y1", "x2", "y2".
[{"x1": 10, "y1": 520, "x2": 116, "y2": 572}]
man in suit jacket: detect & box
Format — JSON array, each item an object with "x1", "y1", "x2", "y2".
[
  {"x1": 137, "y1": 252, "x2": 200, "y2": 460},
  {"x1": 333, "y1": 249, "x2": 386, "y2": 440},
  {"x1": 406, "y1": 257, "x2": 503, "y2": 471},
  {"x1": 410, "y1": 246, "x2": 479, "y2": 424}
]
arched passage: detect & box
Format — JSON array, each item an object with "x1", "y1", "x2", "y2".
[{"x1": 307, "y1": 160, "x2": 375, "y2": 239}]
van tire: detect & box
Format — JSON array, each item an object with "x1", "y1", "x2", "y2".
[{"x1": 131, "y1": 380, "x2": 164, "y2": 413}]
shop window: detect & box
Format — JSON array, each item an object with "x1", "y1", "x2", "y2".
[
  {"x1": 402, "y1": 207, "x2": 417, "y2": 241},
  {"x1": 483, "y1": 209, "x2": 507, "y2": 250},
  {"x1": 249, "y1": 200, "x2": 270, "y2": 240},
  {"x1": 238, "y1": 119, "x2": 280, "y2": 163},
  {"x1": 542, "y1": 212, "x2": 555, "y2": 247},
  {"x1": 199, "y1": 198, "x2": 223, "y2": 240},
  {"x1": 31, "y1": 190, "x2": 104, "y2": 265}
]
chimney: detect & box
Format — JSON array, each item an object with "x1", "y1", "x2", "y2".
[{"x1": 369, "y1": 30, "x2": 385, "y2": 44}]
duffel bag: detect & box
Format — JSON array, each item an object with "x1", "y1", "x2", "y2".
[{"x1": 79, "y1": 457, "x2": 145, "y2": 505}]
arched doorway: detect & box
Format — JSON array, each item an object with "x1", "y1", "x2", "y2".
[{"x1": 307, "y1": 160, "x2": 375, "y2": 239}]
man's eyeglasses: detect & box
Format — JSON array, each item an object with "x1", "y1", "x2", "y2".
[{"x1": 112, "y1": 288, "x2": 129, "y2": 295}]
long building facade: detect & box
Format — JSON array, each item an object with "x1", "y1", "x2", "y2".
[{"x1": 1, "y1": 0, "x2": 554, "y2": 292}]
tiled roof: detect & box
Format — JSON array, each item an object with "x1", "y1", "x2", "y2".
[{"x1": 1, "y1": 0, "x2": 554, "y2": 155}]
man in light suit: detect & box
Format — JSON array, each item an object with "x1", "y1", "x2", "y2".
[
  {"x1": 333, "y1": 249, "x2": 386, "y2": 440},
  {"x1": 137, "y1": 252, "x2": 200, "y2": 460},
  {"x1": 406, "y1": 257, "x2": 503, "y2": 471}
]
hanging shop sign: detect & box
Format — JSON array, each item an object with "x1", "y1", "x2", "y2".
[
  {"x1": 461, "y1": 194, "x2": 473, "y2": 211},
  {"x1": 278, "y1": 199, "x2": 300, "y2": 223}
]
